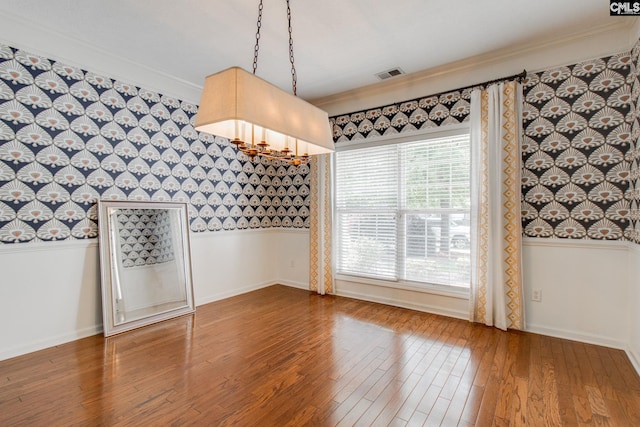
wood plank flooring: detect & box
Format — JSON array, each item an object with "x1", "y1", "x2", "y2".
[{"x1": 1, "y1": 285, "x2": 639, "y2": 426}]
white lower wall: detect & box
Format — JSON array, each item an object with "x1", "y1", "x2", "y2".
[
  {"x1": 270, "y1": 228, "x2": 313, "y2": 290},
  {"x1": 273, "y1": 230, "x2": 470, "y2": 318},
  {"x1": 0, "y1": 240, "x2": 102, "y2": 361},
  {"x1": 189, "y1": 229, "x2": 278, "y2": 305},
  {"x1": 628, "y1": 244, "x2": 640, "y2": 374},
  {"x1": 2, "y1": 228, "x2": 639, "y2": 377},
  {"x1": 335, "y1": 279, "x2": 469, "y2": 319},
  {"x1": 0, "y1": 229, "x2": 281, "y2": 361},
  {"x1": 522, "y1": 238, "x2": 629, "y2": 349}
]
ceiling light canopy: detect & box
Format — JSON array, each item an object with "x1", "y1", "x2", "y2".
[{"x1": 195, "y1": 0, "x2": 334, "y2": 166}]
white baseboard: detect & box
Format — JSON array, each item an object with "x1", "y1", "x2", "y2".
[
  {"x1": 0, "y1": 325, "x2": 102, "y2": 362},
  {"x1": 336, "y1": 288, "x2": 468, "y2": 320},
  {"x1": 274, "y1": 280, "x2": 310, "y2": 290},
  {"x1": 277, "y1": 279, "x2": 468, "y2": 319},
  {"x1": 525, "y1": 323, "x2": 626, "y2": 350},
  {"x1": 627, "y1": 346, "x2": 640, "y2": 377},
  {"x1": 195, "y1": 280, "x2": 276, "y2": 307}
]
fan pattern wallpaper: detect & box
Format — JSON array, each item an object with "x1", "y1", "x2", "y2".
[
  {"x1": 0, "y1": 43, "x2": 310, "y2": 244},
  {"x1": 629, "y1": 40, "x2": 640, "y2": 246},
  {"x1": 330, "y1": 89, "x2": 473, "y2": 142},
  {"x1": 521, "y1": 52, "x2": 633, "y2": 241},
  {"x1": 330, "y1": 46, "x2": 639, "y2": 243},
  {"x1": 1, "y1": 38, "x2": 639, "y2": 245}
]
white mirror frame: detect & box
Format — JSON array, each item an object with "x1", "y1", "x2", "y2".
[{"x1": 98, "y1": 200, "x2": 195, "y2": 336}]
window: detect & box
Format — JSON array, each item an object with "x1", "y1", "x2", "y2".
[{"x1": 335, "y1": 131, "x2": 470, "y2": 289}]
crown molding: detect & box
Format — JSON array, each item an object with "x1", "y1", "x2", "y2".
[{"x1": 0, "y1": 9, "x2": 203, "y2": 104}]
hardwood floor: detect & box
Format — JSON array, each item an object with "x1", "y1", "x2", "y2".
[{"x1": 1, "y1": 285, "x2": 639, "y2": 426}]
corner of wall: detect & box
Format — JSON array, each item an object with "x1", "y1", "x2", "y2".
[
  {"x1": 629, "y1": 17, "x2": 640, "y2": 46},
  {"x1": 0, "y1": 10, "x2": 202, "y2": 104},
  {"x1": 627, "y1": 243, "x2": 640, "y2": 376},
  {"x1": 628, "y1": 348, "x2": 640, "y2": 376},
  {"x1": 629, "y1": 24, "x2": 640, "y2": 377}
]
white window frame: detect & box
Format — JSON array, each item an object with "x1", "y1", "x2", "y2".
[{"x1": 333, "y1": 124, "x2": 470, "y2": 299}]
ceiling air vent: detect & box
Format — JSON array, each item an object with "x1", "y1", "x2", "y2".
[{"x1": 375, "y1": 67, "x2": 405, "y2": 80}]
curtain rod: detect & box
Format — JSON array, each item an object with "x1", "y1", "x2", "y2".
[
  {"x1": 469, "y1": 69, "x2": 528, "y2": 90},
  {"x1": 374, "y1": 69, "x2": 528, "y2": 112},
  {"x1": 333, "y1": 69, "x2": 529, "y2": 118}
]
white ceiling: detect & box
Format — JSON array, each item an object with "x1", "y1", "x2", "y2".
[{"x1": 0, "y1": 0, "x2": 628, "y2": 101}]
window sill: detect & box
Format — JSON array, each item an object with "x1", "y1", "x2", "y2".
[{"x1": 335, "y1": 274, "x2": 470, "y2": 300}]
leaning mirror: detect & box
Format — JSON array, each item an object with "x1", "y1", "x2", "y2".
[{"x1": 98, "y1": 200, "x2": 195, "y2": 336}]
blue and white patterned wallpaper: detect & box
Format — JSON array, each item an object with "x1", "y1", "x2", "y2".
[
  {"x1": 520, "y1": 52, "x2": 632, "y2": 240},
  {"x1": 0, "y1": 43, "x2": 310, "y2": 244},
  {"x1": 330, "y1": 89, "x2": 473, "y2": 143},
  {"x1": 628, "y1": 38, "x2": 640, "y2": 245},
  {"x1": 3, "y1": 38, "x2": 635, "y2": 245}
]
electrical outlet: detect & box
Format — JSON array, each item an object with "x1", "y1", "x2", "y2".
[
  {"x1": 532, "y1": 289, "x2": 542, "y2": 302},
  {"x1": 290, "y1": 260, "x2": 295, "y2": 268}
]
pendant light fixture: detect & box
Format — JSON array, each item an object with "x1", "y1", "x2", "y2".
[{"x1": 194, "y1": 0, "x2": 334, "y2": 166}]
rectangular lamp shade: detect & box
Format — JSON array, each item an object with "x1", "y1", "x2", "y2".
[{"x1": 194, "y1": 67, "x2": 334, "y2": 156}]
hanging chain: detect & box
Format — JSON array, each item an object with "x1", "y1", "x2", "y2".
[
  {"x1": 286, "y1": 0, "x2": 297, "y2": 96},
  {"x1": 252, "y1": 0, "x2": 264, "y2": 75},
  {"x1": 253, "y1": 0, "x2": 298, "y2": 96}
]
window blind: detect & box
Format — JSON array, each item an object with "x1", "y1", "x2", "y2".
[{"x1": 335, "y1": 133, "x2": 471, "y2": 288}]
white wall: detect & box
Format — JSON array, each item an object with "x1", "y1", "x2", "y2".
[
  {"x1": 628, "y1": 244, "x2": 640, "y2": 374},
  {"x1": 272, "y1": 229, "x2": 470, "y2": 318},
  {"x1": 335, "y1": 278, "x2": 469, "y2": 320},
  {"x1": 189, "y1": 229, "x2": 278, "y2": 305},
  {"x1": 522, "y1": 239, "x2": 629, "y2": 348},
  {"x1": 0, "y1": 229, "x2": 282, "y2": 361},
  {"x1": 0, "y1": 240, "x2": 102, "y2": 361},
  {"x1": 270, "y1": 228, "x2": 312, "y2": 290}
]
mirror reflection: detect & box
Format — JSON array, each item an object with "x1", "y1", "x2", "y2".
[{"x1": 98, "y1": 201, "x2": 195, "y2": 336}]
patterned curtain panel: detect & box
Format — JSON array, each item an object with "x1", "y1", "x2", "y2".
[
  {"x1": 308, "y1": 154, "x2": 333, "y2": 295},
  {"x1": 470, "y1": 81, "x2": 525, "y2": 331}
]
